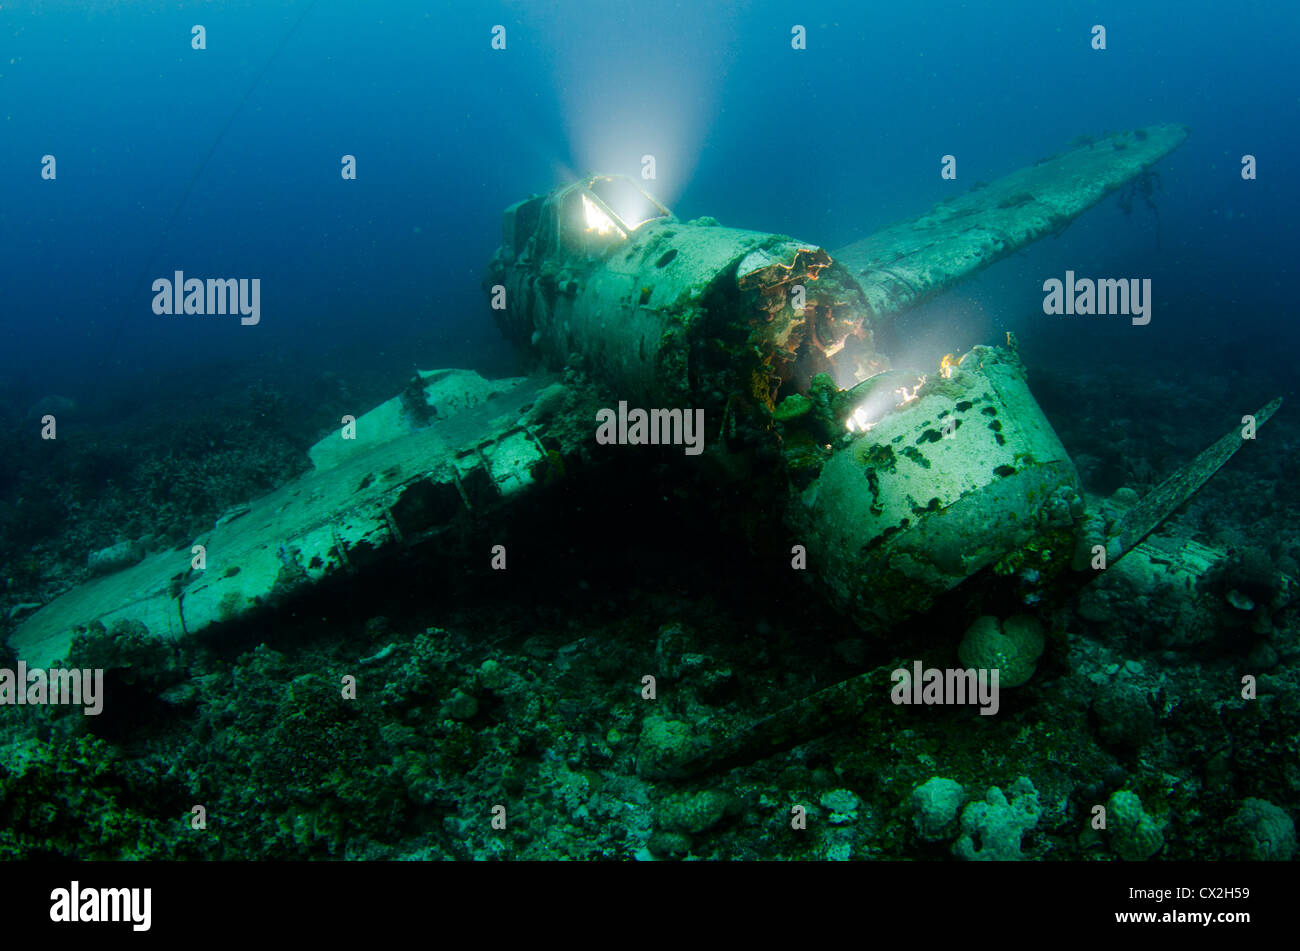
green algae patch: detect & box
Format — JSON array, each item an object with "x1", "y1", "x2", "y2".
[{"x1": 774, "y1": 393, "x2": 813, "y2": 421}]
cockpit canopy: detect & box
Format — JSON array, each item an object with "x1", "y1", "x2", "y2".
[
  {"x1": 556, "y1": 175, "x2": 672, "y2": 254},
  {"x1": 500, "y1": 175, "x2": 672, "y2": 264},
  {"x1": 587, "y1": 176, "x2": 670, "y2": 231}
]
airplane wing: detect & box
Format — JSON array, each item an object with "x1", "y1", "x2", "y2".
[
  {"x1": 8, "y1": 370, "x2": 579, "y2": 667},
  {"x1": 833, "y1": 123, "x2": 1189, "y2": 320}
]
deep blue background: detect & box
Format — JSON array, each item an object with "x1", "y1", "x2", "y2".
[{"x1": 1, "y1": 0, "x2": 1296, "y2": 411}]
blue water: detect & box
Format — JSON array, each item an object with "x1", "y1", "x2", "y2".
[{"x1": 2, "y1": 0, "x2": 1296, "y2": 409}]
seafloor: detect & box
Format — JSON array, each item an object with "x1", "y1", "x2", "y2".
[{"x1": 0, "y1": 344, "x2": 1295, "y2": 860}]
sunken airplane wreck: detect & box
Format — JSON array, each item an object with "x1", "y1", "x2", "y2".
[{"x1": 8, "y1": 123, "x2": 1283, "y2": 774}]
